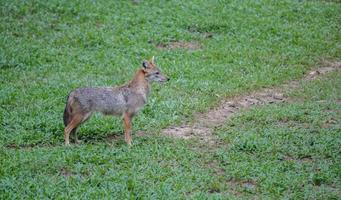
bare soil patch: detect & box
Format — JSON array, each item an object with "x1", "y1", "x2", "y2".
[
  {"x1": 187, "y1": 26, "x2": 214, "y2": 38},
  {"x1": 5, "y1": 143, "x2": 34, "y2": 150},
  {"x1": 59, "y1": 167, "x2": 77, "y2": 178},
  {"x1": 281, "y1": 155, "x2": 313, "y2": 163},
  {"x1": 161, "y1": 61, "x2": 341, "y2": 142},
  {"x1": 226, "y1": 179, "x2": 257, "y2": 196},
  {"x1": 59, "y1": 167, "x2": 89, "y2": 178}
]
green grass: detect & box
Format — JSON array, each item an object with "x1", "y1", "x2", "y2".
[
  {"x1": 213, "y1": 72, "x2": 341, "y2": 199},
  {"x1": 1, "y1": 139, "x2": 218, "y2": 199},
  {"x1": 0, "y1": 0, "x2": 340, "y2": 199}
]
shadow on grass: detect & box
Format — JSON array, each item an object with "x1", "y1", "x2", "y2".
[
  {"x1": 4, "y1": 131, "x2": 129, "y2": 149},
  {"x1": 4, "y1": 129, "x2": 151, "y2": 150}
]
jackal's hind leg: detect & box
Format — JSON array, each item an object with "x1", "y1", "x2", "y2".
[
  {"x1": 69, "y1": 112, "x2": 91, "y2": 144},
  {"x1": 64, "y1": 114, "x2": 84, "y2": 145},
  {"x1": 70, "y1": 128, "x2": 81, "y2": 144}
]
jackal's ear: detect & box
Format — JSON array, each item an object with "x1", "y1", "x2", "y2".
[
  {"x1": 151, "y1": 56, "x2": 155, "y2": 64},
  {"x1": 142, "y1": 60, "x2": 149, "y2": 69}
]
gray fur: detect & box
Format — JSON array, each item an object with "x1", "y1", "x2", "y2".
[{"x1": 67, "y1": 85, "x2": 149, "y2": 117}]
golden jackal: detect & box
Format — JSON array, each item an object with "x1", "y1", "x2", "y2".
[{"x1": 63, "y1": 57, "x2": 169, "y2": 146}]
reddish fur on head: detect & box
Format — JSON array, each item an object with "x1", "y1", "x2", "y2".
[{"x1": 142, "y1": 56, "x2": 169, "y2": 83}]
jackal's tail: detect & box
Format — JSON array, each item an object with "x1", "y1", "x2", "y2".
[{"x1": 63, "y1": 96, "x2": 72, "y2": 126}]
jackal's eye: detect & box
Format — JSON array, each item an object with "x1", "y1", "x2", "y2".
[{"x1": 155, "y1": 72, "x2": 160, "y2": 75}]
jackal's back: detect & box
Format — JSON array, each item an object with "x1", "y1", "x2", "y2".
[
  {"x1": 69, "y1": 87, "x2": 128, "y2": 115},
  {"x1": 68, "y1": 86, "x2": 147, "y2": 116}
]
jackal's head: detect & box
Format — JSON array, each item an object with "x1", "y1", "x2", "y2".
[{"x1": 142, "y1": 56, "x2": 169, "y2": 83}]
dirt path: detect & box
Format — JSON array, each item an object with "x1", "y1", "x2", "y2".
[{"x1": 161, "y1": 61, "x2": 341, "y2": 142}]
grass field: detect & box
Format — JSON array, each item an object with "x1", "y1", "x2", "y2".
[
  {"x1": 0, "y1": 0, "x2": 340, "y2": 199},
  {"x1": 212, "y1": 72, "x2": 341, "y2": 199}
]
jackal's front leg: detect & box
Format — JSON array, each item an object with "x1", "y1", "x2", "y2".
[{"x1": 123, "y1": 112, "x2": 133, "y2": 146}]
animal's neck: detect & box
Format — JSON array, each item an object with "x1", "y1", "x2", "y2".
[{"x1": 129, "y1": 69, "x2": 150, "y2": 93}]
